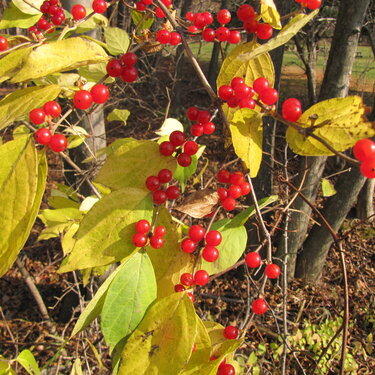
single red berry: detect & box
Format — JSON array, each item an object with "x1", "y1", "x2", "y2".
[
  {"x1": 205, "y1": 230, "x2": 222, "y2": 246},
  {"x1": 177, "y1": 153, "x2": 192, "y2": 167},
  {"x1": 228, "y1": 184, "x2": 242, "y2": 199},
  {"x1": 193, "y1": 13, "x2": 206, "y2": 29},
  {"x1": 234, "y1": 83, "x2": 251, "y2": 100},
  {"x1": 145, "y1": 175, "x2": 160, "y2": 191},
  {"x1": 218, "y1": 85, "x2": 234, "y2": 101},
  {"x1": 161, "y1": 0, "x2": 172, "y2": 6},
  {"x1": 29, "y1": 108, "x2": 46, "y2": 125},
  {"x1": 157, "y1": 29, "x2": 171, "y2": 44},
  {"x1": 34, "y1": 128, "x2": 52, "y2": 145},
  {"x1": 217, "y1": 9, "x2": 231, "y2": 24},
  {"x1": 215, "y1": 26, "x2": 230, "y2": 42},
  {"x1": 223, "y1": 326, "x2": 239, "y2": 340},
  {"x1": 166, "y1": 185, "x2": 180, "y2": 200},
  {"x1": 132, "y1": 232, "x2": 147, "y2": 247},
  {"x1": 73, "y1": 90, "x2": 93, "y2": 110},
  {"x1": 239, "y1": 182, "x2": 251, "y2": 195},
  {"x1": 153, "y1": 190, "x2": 167, "y2": 205},
  {"x1": 90, "y1": 84, "x2": 110, "y2": 104},
  {"x1": 217, "y1": 364, "x2": 235, "y2": 375},
  {"x1": 265, "y1": 263, "x2": 281, "y2": 279},
  {"x1": 0, "y1": 36, "x2": 9, "y2": 51},
  {"x1": 353, "y1": 139, "x2": 375, "y2": 162},
  {"x1": 202, "y1": 246, "x2": 219, "y2": 262},
  {"x1": 51, "y1": 15, "x2": 64, "y2": 25},
  {"x1": 252, "y1": 298, "x2": 268, "y2": 315},
  {"x1": 180, "y1": 273, "x2": 194, "y2": 286},
  {"x1": 282, "y1": 98, "x2": 302, "y2": 122},
  {"x1": 181, "y1": 238, "x2": 196, "y2": 253},
  {"x1": 135, "y1": 219, "x2": 150, "y2": 234},
  {"x1": 43, "y1": 101, "x2": 61, "y2": 118},
  {"x1": 245, "y1": 252, "x2": 262, "y2": 268},
  {"x1": 170, "y1": 32, "x2": 181, "y2": 46},
  {"x1": 237, "y1": 4, "x2": 255, "y2": 22},
  {"x1": 48, "y1": 4, "x2": 60, "y2": 15},
  {"x1": 174, "y1": 284, "x2": 185, "y2": 292},
  {"x1": 244, "y1": 18, "x2": 259, "y2": 33},
  {"x1": 203, "y1": 122, "x2": 215, "y2": 135},
  {"x1": 72, "y1": 4, "x2": 86, "y2": 20},
  {"x1": 228, "y1": 30, "x2": 241, "y2": 44},
  {"x1": 194, "y1": 270, "x2": 209, "y2": 286},
  {"x1": 307, "y1": 0, "x2": 322, "y2": 10},
  {"x1": 159, "y1": 141, "x2": 175, "y2": 156},
  {"x1": 184, "y1": 141, "x2": 198, "y2": 155},
  {"x1": 197, "y1": 110, "x2": 211, "y2": 124},
  {"x1": 227, "y1": 96, "x2": 239, "y2": 108},
  {"x1": 217, "y1": 169, "x2": 231, "y2": 183},
  {"x1": 256, "y1": 23, "x2": 273, "y2": 40},
  {"x1": 231, "y1": 77, "x2": 244, "y2": 89},
  {"x1": 188, "y1": 25, "x2": 199, "y2": 33},
  {"x1": 202, "y1": 11, "x2": 214, "y2": 25},
  {"x1": 189, "y1": 225, "x2": 205, "y2": 242},
  {"x1": 229, "y1": 171, "x2": 245, "y2": 185},
  {"x1": 106, "y1": 58, "x2": 123, "y2": 77},
  {"x1": 239, "y1": 98, "x2": 256, "y2": 109},
  {"x1": 158, "y1": 169, "x2": 172, "y2": 183},
  {"x1": 121, "y1": 52, "x2": 137, "y2": 66},
  {"x1": 155, "y1": 6, "x2": 165, "y2": 18},
  {"x1": 49, "y1": 133, "x2": 67, "y2": 152},
  {"x1": 37, "y1": 17, "x2": 49, "y2": 30},
  {"x1": 360, "y1": 158, "x2": 375, "y2": 178},
  {"x1": 186, "y1": 106, "x2": 199, "y2": 121},
  {"x1": 169, "y1": 130, "x2": 185, "y2": 147},
  {"x1": 253, "y1": 77, "x2": 270, "y2": 94},
  {"x1": 259, "y1": 87, "x2": 279, "y2": 105},
  {"x1": 150, "y1": 235, "x2": 164, "y2": 249},
  {"x1": 191, "y1": 123, "x2": 204, "y2": 136},
  {"x1": 222, "y1": 197, "x2": 236, "y2": 211},
  {"x1": 92, "y1": 0, "x2": 107, "y2": 13},
  {"x1": 218, "y1": 187, "x2": 228, "y2": 200},
  {"x1": 202, "y1": 28, "x2": 215, "y2": 42},
  {"x1": 154, "y1": 225, "x2": 166, "y2": 237},
  {"x1": 135, "y1": 1, "x2": 146, "y2": 11},
  {"x1": 121, "y1": 66, "x2": 138, "y2": 82},
  {"x1": 186, "y1": 11, "x2": 194, "y2": 21},
  {"x1": 40, "y1": 1, "x2": 50, "y2": 14}
]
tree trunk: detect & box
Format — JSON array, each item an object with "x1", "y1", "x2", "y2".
[
  {"x1": 356, "y1": 179, "x2": 375, "y2": 221},
  {"x1": 294, "y1": 0, "x2": 371, "y2": 282}
]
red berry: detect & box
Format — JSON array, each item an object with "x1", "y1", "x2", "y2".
[
  {"x1": 231, "y1": 77, "x2": 244, "y2": 89},
  {"x1": 169, "y1": 130, "x2": 185, "y2": 147},
  {"x1": 245, "y1": 252, "x2": 262, "y2": 268},
  {"x1": 202, "y1": 11, "x2": 213, "y2": 25},
  {"x1": 132, "y1": 232, "x2": 147, "y2": 247},
  {"x1": 215, "y1": 27, "x2": 230, "y2": 42},
  {"x1": 227, "y1": 96, "x2": 239, "y2": 108},
  {"x1": 217, "y1": 364, "x2": 235, "y2": 375},
  {"x1": 217, "y1": 169, "x2": 231, "y2": 183},
  {"x1": 193, "y1": 270, "x2": 209, "y2": 286},
  {"x1": 92, "y1": 0, "x2": 107, "y2": 13},
  {"x1": 256, "y1": 23, "x2": 273, "y2": 40},
  {"x1": 40, "y1": 1, "x2": 50, "y2": 14},
  {"x1": 253, "y1": 77, "x2": 269, "y2": 94},
  {"x1": 282, "y1": 98, "x2": 302, "y2": 122},
  {"x1": 188, "y1": 25, "x2": 199, "y2": 33},
  {"x1": 197, "y1": 110, "x2": 211, "y2": 124},
  {"x1": 186, "y1": 106, "x2": 199, "y2": 121},
  {"x1": 228, "y1": 30, "x2": 241, "y2": 44},
  {"x1": 159, "y1": 141, "x2": 175, "y2": 156},
  {"x1": 49, "y1": 133, "x2": 67, "y2": 152},
  {"x1": 353, "y1": 139, "x2": 375, "y2": 162},
  {"x1": 203, "y1": 122, "x2": 215, "y2": 135},
  {"x1": 106, "y1": 58, "x2": 123, "y2": 77},
  {"x1": 193, "y1": 13, "x2": 206, "y2": 29},
  {"x1": 181, "y1": 238, "x2": 196, "y2": 253},
  {"x1": 217, "y1": 9, "x2": 231, "y2": 24},
  {"x1": 157, "y1": 29, "x2": 171, "y2": 44},
  {"x1": 259, "y1": 87, "x2": 279, "y2": 105},
  {"x1": 252, "y1": 298, "x2": 268, "y2": 315},
  {"x1": 218, "y1": 187, "x2": 228, "y2": 200},
  {"x1": 237, "y1": 4, "x2": 255, "y2": 22},
  {"x1": 187, "y1": 292, "x2": 194, "y2": 302},
  {"x1": 205, "y1": 230, "x2": 222, "y2": 246},
  {"x1": 43, "y1": 101, "x2": 61, "y2": 118},
  {"x1": 34, "y1": 128, "x2": 52, "y2": 145},
  {"x1": 135, "y1": 219, "x2": 150, "y2": 234},
  {"x1": 186, "y1": 11, "x2": 194, "y2": 21},
  {"x1": 191, "y1": 123, "x2": 204, "y2": 136},
  {"x1": 184, "y1": 141, "x2": 198, "y2": 155},
  {"x1": 189, "y1": 225, "x2": 205, "y2": 242},
  {"x1": 90, "y1": 84, "x2": 110, "y2": 104},
  {"x1": 222, "y1": 197, "x2": 236, "y2": 211},
  {"x1": 161, "y1": 0, "x2": 172, "y2": 6},
  {"x1": 239, "y1": 182, "x2": 251, "y2": 195},
  {"x1": 51, "y1": 15, "x2": 64, "y2": 25},
  {"x1": 135, "y1": 1, "x2": 146, "y2": 11},
  {"x1": 307, "y1": 0, "x2": 322, "y2": 10},
  {"x1": 234, "y1": 83, "x2": 251, "y2": 100},
  {"x1": 360, "y1": 158, "x2": 375, "y2": 178},
  {"x1": 239, "y1": 98, "x2": 256, "y2": 109},
  {"x1": 121, "y1": 66, "x2": 138, "y2": 82},
  {"x1": 202, "y1": 28, "x2": 215, "y2": 42},
  {"x1": 158, "y1": 169, "x2": 172, "y2": 183},
  {"x1": 228, "y1": 184, "x2": 242, "y2": 199},
  {"x1": 73, "y1": 90, "x2": 93, "y2": 110},
  {"x1": 244, "y1": 18, "x2": 259, "y2": 33},
  {"x1": 29, "y1": 108, "x2": 46, "y2": 125},
  {"x1": 72, "y1": 4, "x2": 86, "y2": 20},
  {"x1": 155, "y1": 6, "x2": 165, "y2": 18},
  {"x1": 0, "y1": 36, "x2": 9, "y2": 51},
  {"x1": 166, "y1": 185, "x2": 180, "y2": 200},
  {"x1": 202, "y1": 246, "x2": 219, "y2": 262},
  {"x1": 174, "y1": 284, "x2": 185, "y2": 292},
  {"x1": 154, "y1": 225, "x2": 166, "y2": 237},
  {"x1": 150, "y1": 235, "x2": 164, "y2": 249},
  {"x1": 153, "y1": 190, "x2": 167, "y2": 205},
  {"x1": 170, "y1": 32, "x2": 181, "y2": 46},
  {"x1": 145, "y1": 175, "x2": 160, "y2": 191},
  {"x1": 223, "y1": 326, "x2": 239, "y2": 340},
  {"x1": 177, "y1": 153, "x2": 192, "y2": 167},
  {"x1": 218, "y1": 85, "x2": 234, "y2": 101},
  {"x1": 265, "y1": 263, "x2": 281, "y2": 279},
  {"x1": 180, "y1": 273, "x2": 194, "y2": 286},
  {"x1": 121, "y1": 52, "x2": 137, "y2": 66},
  {"x1": 229, "y1": 171, "x2": 245, "y2": 185}
]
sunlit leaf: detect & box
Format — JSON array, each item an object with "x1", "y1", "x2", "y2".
[
  {"x1": 78, "y1": 62, "x2": 114, "y2": 83},
  {"x1": 13, "y1": 0, "x2": 43, "y2": 15},
  {"x1": 107, "y1": 109, "x2": 130, "y2": 125},
  {"x1": 321, "y1": 178, "x2": 336, "y2": 197},
  {"x1": 131, "y1": 10, "x2": 154, "y2": 32},
  {"x1": 261, "y1": 0, "x2": 282, "y2": 29},
  {"x1": 16, "y1": 349, "x2": 40, "y2": 375},
  {"x1": 0, "y1": 2, "x2": 41, "y2": 29},
  {"x1": 75, "y1": 13, "x2": 108, "y2": 34},
  {"x1": 155, "y1": 118, "x2": 184, "y2": 137},
  {"x1": 104, "y1": 27, "x2": 130, "y2": 55}
]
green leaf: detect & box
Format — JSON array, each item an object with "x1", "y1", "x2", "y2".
[
  {"x1": 95, "y1": 138, "x2": 177, "y2": 191},
  {"x1": 70, "y1": 358, "x2": 83, "y2": 375},
  {"x1": 11, "y1": 37, "x2": 108, "y2": 83},
  {"x1": 16, "y1": 349, "x2": 40, "y2": 375},
  {"x1": 59, "y1": 187, "x2": 153, "y2": 272},
  {"x1": 321, "y1": 178, "x2": 336, "y2": 197},
  {"x1": 155, "y1": 118, "x2": 184, "y2": 137},
  {"x1": 0, "y1": 3, "x2": 41, "y2": 29},
  {"x1": 261, "y1": 0, "x2": 282, "y2": 29},
  {"x1": 0, "y1": 138, "x2": 47, "y2": 277},
  {"x1": 0, "y1": 85, "x2": 60, "y2": 130},
  {"x1": 104, "y1": 27, "x2": 130, "y2": 55},
  {"x1": 101, "y1": 252, "x2": 157, "y2": 351},
  {"x1": 38, "y1": 208, "x2": 83, "y2": 227},
  {"x1": 13, "y1": 0, "x2": 43, "y2": 15},
  {"x1": 118, "y1": 293, "x2": 197, "y2": 375},
  {"x1": 0, "y1": 47, "x2": 31, "y2": 83},
  {"x1": 75, "y1": 13, "x2": 108, "y2": 34},
  {"x1": 286, "y1": 96, "x2": 375, "y2": 156},
  {"x1": 201, "y1": 196, "x2": 278, "y2": 275},
  {"x1": 107, "y1": 109, "x2": 130, "y2": 125},
  {"x1": 131, "y1": 10, "x2": 154, "y2": 32},
  {"x1": 230, "y1": 109, "x2": 263, "y2": 178},
  {"x1": 78, "y1": 62, "x2": 114, "y2": 83}
]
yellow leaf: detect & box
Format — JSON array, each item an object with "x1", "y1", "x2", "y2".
[
  {"x1": 11, "y1": 37, "x2": 108, "y2": 83},
  {"x1": 321, "y1": 178, "x2": 336, "y2": 197},
  {"x1": 286, "y1": 96, "x2": 375, "y2": 156},
  {"x1": 118, "y1": 293, "x2": 196, "y2": 375},
  {"x1": 230, "y1": 109, "x2": 263, "y2": 177},
  {"x1": 107, "y1": 109, "x2": 130, "y2": 125},
  {"x1": 13, "y1": 0, "x2": 43, "y2": 15},
  {"x1": 261, "y1": 0, "x2": 282, "y2": 29}
]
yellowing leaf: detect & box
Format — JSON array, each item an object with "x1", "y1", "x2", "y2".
[
  {"x1": 0, "y1": 85, "x2": 60, "y2": 130},
  {"x1": 11, "y1": 37, "x2": 108, "y2": 83},
  {"x1": 155, "y1": 118, "x2": 184, "y2": 137},
  {"x1": 286, "y1": 96, "x2": 375, "y2": 156},
  {"x1": 78, "y1": 62, "x2": 114, "y2": 83},
  {"x1": 0, "y1": 3, "x2": 41, "y2": 29},
  {"x1": 261, "y1": 0, "x2": 281, "y2": 29},
  {"x1": 107, "y1": 109, "x2": 130, "y2": 125},
  {"x1": 16, "y1": 349, "x2": 40, "y2": 375},
  {"x1": 0, "y1": 47, "x2": 32, "y2": 83},
  {"x1": 0, "y1": 138, "x2": 47, "y2": 277},
  {"x1": 13, "y1": 0, "x2": 43, "y2": 15},
  {"x1": 59, "y1": 187, "x2": 153, "y2": 272},
  {"x1": 95, "y1": 138, "x2": 177, "y2": 191},
  {"x1": 230, "y1": 109, "x2": 263, "y2": 178},
  {"x1": 118, "y1": 293, "x2": 196, "y2": 375},
  {"x1": 76, "y1": 13, "x2": 108, "y2": 34},
  {"x1": 104, "y1": 27, "x2": 130, "y2": 55},
  {"x1": 321, "y1": 178, "x2": 336, "y2": 197}
]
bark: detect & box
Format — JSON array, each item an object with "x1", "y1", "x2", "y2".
[{"x1": 356, "y1": 179, "x2": 375, "y2": 221}]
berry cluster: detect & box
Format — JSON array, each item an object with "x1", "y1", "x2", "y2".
[
  {"x1": 145, "y1": 168, "x2": 180, "y2": 205},
  {"x1": 216, "y1": 169, "x2": 251, "y2": 211},
  {"x1": 38, "y1": 0, "x2": 66, "y2": 30},
  {"x1": 132, "y1": 219, "x2": 167, "y2": 249},
  {"x1": 159, "y1": 130, "x2": 199, "y2": 168},
  {"x1": 295, "y1": 0, "x2": 322, "y2": 10},
  {"x1": 156, "y1": 29, "x2": 181, "y2": 46},
  {"x1": 134, "y1": 0, "x2": 171, "y2": 18},
  {"x1": 353, "y1": 139, "x2": 375, "y2": 179},
  {"x1": 175, "y1": 269, "x2": 209, "y2": 291},
  {"x1": 281, "y1": 98, "x2": 303, "y2": 122},
  {"x1": 73, "y1": 83, "x2": 110, "y2": 110},
  {"x1": 186, "y1": 107, "x2": 216, "y2": 137},
  {"x1": 106, "y1": 52, "x2": 138, "y2": 83},
  {"x1": 0, "y1": 36, "x2": 9, "y2": 51}
]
